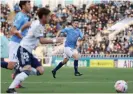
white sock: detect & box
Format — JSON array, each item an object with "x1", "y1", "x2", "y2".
[
  {"x1": 30, "y1": 68, "x2": 37, "y2": 75},
  {"x1": 9, "y1": 72, "x2": 28, "y2": 89}
]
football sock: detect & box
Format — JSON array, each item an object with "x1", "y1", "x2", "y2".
[
  {"x1": 53, "y1": 62, "x2": 64, "y2": 72},
  {"x1": 74, "y1": 60, "x2": 78, "y2": 73},
  {"x1": 1, "y1": 61, "x2": 8, "y2": 69},
  {"x1": 9, "y1": 71, "x2": 29, "y2": 89}
]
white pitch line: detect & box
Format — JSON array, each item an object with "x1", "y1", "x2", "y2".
[{"x1": 1, "y1": 81, "x2": 133, "y2": 84}]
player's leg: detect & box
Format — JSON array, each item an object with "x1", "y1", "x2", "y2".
[
  {"x1": 52, "y1": 47, "x2": 71, "y2": 78},
  {"x1": 6, "y1": 41, "x2": 18, "y2": 70},
  {"x1": 6, "y1": 65, "x2": 31, "y2": 93},
  {"x1": 6, "y1": 46, "x2": 32, "y2": 93},
  {"x1": 1, "y1": 60, "x2": 16, "y2": 70},
  {"x1": 1, "y1": 42, "x2": 16, "y2": 69},
  {"x1": 73, "y1": 59, "x2": 82, "y2": 76},
  {"x1": 8, "y1": 41, "x2": 24, "y2": 88},
  {"x1": 72, "y1": 50, "x2": 82, "y2": 76},
  {"x1": 52, "y1": 58, "x2": 69, "y2": 78},
  {"x1": 31, "y1": 57, "x2": 44, "y2": 76}
]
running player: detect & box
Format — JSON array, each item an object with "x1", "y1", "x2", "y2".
[
  {"x1": 1, "y1": 0, "x2": 31, "y2": 88},
  {"x1": 52, "y1": 20, "x2": 84, "y2": 78},
  {"x1": 1, "y1": 1, "x2": 31, "y2": 71},
  {"x1": 6, "y1": 7, "x2": 63, "y2": 93}
]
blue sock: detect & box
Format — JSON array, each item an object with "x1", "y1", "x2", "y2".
[
  {"x1": 74, "y1": 60, "x2": 78, "y2": 73},
  {"x1": 53, "y1": 62, "x2": 64, "y2": 72},
  {"x1": 1, "y1": 61, "x2": 8, "y2": 69}
]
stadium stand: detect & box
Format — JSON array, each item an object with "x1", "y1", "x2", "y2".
[{"x1": 0, "y1": 1, "x2": 133, "y2": 57}]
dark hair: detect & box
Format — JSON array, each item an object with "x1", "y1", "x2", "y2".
[
  {"x1": 19, "y1": 0, "x2": 30, "y2": 9},
  {"x1": 37, "y1": 8, "x2": 51, "y2": 19},
  {"x1": 71, "y1": 19, "x2": 79, "y2": 23}
]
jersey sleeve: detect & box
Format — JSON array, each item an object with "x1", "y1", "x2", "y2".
[
  {"x1": 79, "y1": 30, "x2": 84, "y2": 40},
  {"x1": 61, "y1": 27, "x2": 68, "y2": 33},
  {"x1": 32, "y1": 25, "x2": 44, "y2": 38},
  {"x1": 13, "y1": 13, "x2": 24, "y2": 30}
]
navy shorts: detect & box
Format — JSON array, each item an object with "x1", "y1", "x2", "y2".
[{"x1": 17, "y1": 46, "x2": 41, "y2": 68}]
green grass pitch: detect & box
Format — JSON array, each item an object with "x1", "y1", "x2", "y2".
[{"x1": 1, "y1": 67, "x2": 133, "y2": 93}]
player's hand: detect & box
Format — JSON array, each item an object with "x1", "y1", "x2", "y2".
[{"x1": 56, "y1": 37, "x2": 64, "y2": 43}]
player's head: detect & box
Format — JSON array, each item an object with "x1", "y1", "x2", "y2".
[
  {"x1": 37, "y1": 8, "x2": 51, "y2": 24},
  {"x1": 72, "y1": 20, "x2": 79, "y2": 28},
  {"x1": 19, "y1": 0, "x2": 31, "y2": 13}
]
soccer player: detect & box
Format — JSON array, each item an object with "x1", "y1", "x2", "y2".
[
  {"x1": 74, "y1": 40, "x2": 83, "y2": 76},
  {"x1": 6, "y1": 7, "x2": 63, "y2": 93},
  {"x1": 52, "y1": 20, "x2": 84, "y2": 78},
  {"x1": 1, "y1": 0, "x2": 31, "y2": 88},
  {"x1": 1, "y1": 1, "x2": 31, "y2": 71}
]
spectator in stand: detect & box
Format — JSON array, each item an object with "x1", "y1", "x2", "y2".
[{"x1": 1, "y1": 1, "x2": 133, "y2": 55}]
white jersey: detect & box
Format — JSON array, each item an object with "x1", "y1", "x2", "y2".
[{"x1": 20, "y1": 20, "x2": 44, "y2": 53}]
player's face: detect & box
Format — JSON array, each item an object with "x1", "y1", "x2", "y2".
[
  {"x1": 73, "y1": 21, "x2": 79, "y2": 28},
  {"x1": 25, "y1": 2, "x2": 31, "y2": 13},
  {"x1": 42, "y1": 14, "x2": 51, "y2": 24}
]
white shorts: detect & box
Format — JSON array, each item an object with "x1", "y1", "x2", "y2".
[
  {"x1": 9, "y1": 41, "x2": 19, "y2": 62},
  {"x1": 63, "y1": 47, "x2": 78, "y2": 59}
]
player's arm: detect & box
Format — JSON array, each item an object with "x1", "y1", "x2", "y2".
[
  {"x1": 20, "y1": 22, "x2": 32, "y2": 32},
  {"x1": 56, "y1": 30, "x2": 61, "y2": 37},
  {"x1": 39, "y1": 37, "x2": 63, "y2": 44},
  {"x1": 33, "y1": 25, "x2": 64, "y2": 44},
  {"x1": 76, "y1": 30, "x2": 85, "y2": 49},
  {"x1": 56, "y1": 28, "x2": 68, "y2": 37},
  {"x1": 10, "y1": 26, "x2": 23, "y2": 38},
  {"x1": 79, "y1": 30, "x2": 85, "y2": 41},
  {"x1": 10, "y1": 22, "x2": 31, "y2": 38},
  {"x1": 10, "y1": 14, "x2": 24, "y2": 38}
]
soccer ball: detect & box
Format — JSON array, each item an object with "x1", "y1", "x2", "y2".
[{"x1": 114, "y1": 80, "x2": 128, "y2": 93}]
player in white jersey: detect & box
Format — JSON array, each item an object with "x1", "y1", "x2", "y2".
[{"x1": 6, "y1": 8, "x2": 63, "y2": 93}]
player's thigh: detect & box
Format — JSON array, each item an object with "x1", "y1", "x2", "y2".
[
  {"x1": 17, "y1": 46, "x2": 32, "y2": 69},
  {"x1": 72, "y1": 49, "x2": 80, "y2": 60},
  {"x1": 8, "y1": 41, "x2": 19, "y2": 65},
  {"x1": 8, "y1": 42, "x2": 19, "y2": 69},
  {"x1": 64, "y1": 47, "x2": 73, "y2": 58},
  {"x1": 32, "y1": 57, "x2": 44, "y2": 74}
]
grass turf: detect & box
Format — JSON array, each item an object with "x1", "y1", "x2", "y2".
[{"x1": 1, "y1": 67, "x2": 133, "y2": 93}]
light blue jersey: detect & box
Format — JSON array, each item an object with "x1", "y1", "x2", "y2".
[
  {"x1": 61, "y1": 27, "x2": 83, "y2": 49},
  {"x1": 11, "y1": 12, "x2": 30, "y2": 43}
]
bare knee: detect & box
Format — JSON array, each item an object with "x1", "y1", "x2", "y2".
[
  {"x1": 36, "y1": 66, "x2": 44, "y2": 75},
  {"x1": 72, "y1": 54, "x2": 79, "y2": 60},
  {"x1": 62, "y1": 58, "x2": 69, "y2": 64},
  {"x1": 7, "y1": 62, "x2": 15, "y2": 70}
]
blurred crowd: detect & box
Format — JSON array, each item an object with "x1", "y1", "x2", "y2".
[
  {"x1": 0, "y1": 1, "x2": 133, "y2": 56},
  {"x1": 81, "y1": 24, "x2": 133, "y2": 55},
  {"x1": 0, "y1": 4, "x2": 11, "y2": 39}
]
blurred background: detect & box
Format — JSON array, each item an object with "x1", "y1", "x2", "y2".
[
  {"x1": 0, "y1": 0, "x2": 133, "y2": 67},
  {"x1": 1, "y1": 1, "x2": 133, "y2": 93}
]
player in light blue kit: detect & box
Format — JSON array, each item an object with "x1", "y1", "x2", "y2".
[
  {"x1": 52, "y1": 20, "x2": 84, "y2": 78},
  {"x1": 1, "y1": 0, "x2": 31, "y2": 88},
  {"x1": 1, "y1": 1, "x2": 31, "y2": 70}
]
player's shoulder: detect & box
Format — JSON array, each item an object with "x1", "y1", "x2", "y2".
[
  {"x1": 76, "y1": 28, "x2": 81, "y2": 31},
  {"x1": 31, "y1": 20, "x2": 44, "y2": 31},
  {"x1": 16, "y1": 12, "x2": 23, "y2": 17},
  {"x1": 65, "y1": 26, "x2": 73, "y2": 30},
  {"x1": 15, "y1": 12, "x2": 24, "y2": 20},
  {"x1": 31, "y1": 20, "x2": 40, "y2": 26}
]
